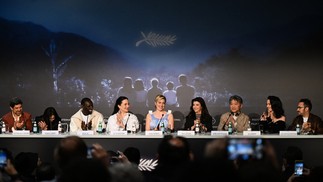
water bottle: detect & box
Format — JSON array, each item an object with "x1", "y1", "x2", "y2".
[
  {"x1": 247, "y1": 121, "x2": 252, "y2": 131},
  {"x1": 58, "y1": 121, "x2": 62, "y2": 133},
  {"x1": 228, "y1": 121, "x2": 233, "y2": 135},
  {"x1": 131, "y1": 124, "x2": 136, "y2": 134},
  {"x1": 32, "y1": 121, "x2": 38, "y2": 133},
  {"x1": 1, "y1": 121, "x2": 5, "y2": 134},
  {"x1": 195, "y1": 121, "x2": 200, "y2": 134},
  {"x1": 296, "y1": 124, "x2": 300, "y2": 135},
  {"x1": 97, "y1": 121, "x2": 103, "y2": 133},
  {"x1": 160, "y1": 121, "x2": 165, "y2": 134}
]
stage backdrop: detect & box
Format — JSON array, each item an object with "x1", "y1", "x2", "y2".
[{"x1": 1, "y1": 0, "x2": 323, "y2": 126}]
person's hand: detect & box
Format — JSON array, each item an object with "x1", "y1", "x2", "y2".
[
  {"x1": 116, "y1": 151, "x2": 130, "y2": 164},
  {"x1": 38, "y1": 121, "x2": 48, "y2": 130},
  {"x1": 15, "y1": 120, "x2": 24, "y2": 129},
  {"x1": 87, "y1": 120, "x2": 92, "y2": 130},
  {"x1": 260, "y1": 112, "x2": 267, "y2": 121},
  {"x1": 302, "y1": 122, "x2": 312, "y2": 133},
  {"x1": 287, "y1": 168, "x2": 310, "y2": 182},
  {"x1": 4, "y1": 159, "x2": 18, "y2": 176},
  {"x1": 90, "y1": 143, "x2": 109, "y2": 166},
  {"x1": 81, "y1": 121, "x2": 87, "y2": 130}
]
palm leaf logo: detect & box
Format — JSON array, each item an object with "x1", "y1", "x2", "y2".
[
  {"x1": 138, "y1": 158, "x2": 158, "y2": 171},
  {"x1": 136, "y1": 31, "x2": 177, "y2": 47}
]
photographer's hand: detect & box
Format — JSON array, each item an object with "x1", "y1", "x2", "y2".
[
  {"x1": 91, "y1": 143, "x2": 109, "y2": 166},
  {"x1": 116, "y1": 151, "x2": 130, "y2": 164}
]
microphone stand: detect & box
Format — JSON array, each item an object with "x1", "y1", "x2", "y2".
[
  {"x1": 155, "y1": 114, "x2": 164, "y2": 131},
  {"x1": 222, "y1": 113, "x2": 232, "y2": 130},
  {"x1": 124, "y1": 114, "x2": 131, "y2": 132}
]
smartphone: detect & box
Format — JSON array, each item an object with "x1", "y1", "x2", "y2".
[
  {"x1": 294, "y1": 160, "x2": 304, "y2": 176},
  {"x1": 0, "y1": 149, "x2": 7, "y2": 168},
  {"x1": 227, "y1": 138, "x2": 263, "y2": 160},
  {"x1": 87, "y1": 147, "x2": 94, "y2": 159}
]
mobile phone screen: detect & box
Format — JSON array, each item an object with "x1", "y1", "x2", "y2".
[
  {"x1": 0, "y1": 150, "x2": 7, "y2": 168},
  {"x1": 294, "y1": 160, "x2": 304, "y2": 176},
  {"x1": 227, "y1": 138, "x2": 263, "y2": 160}
]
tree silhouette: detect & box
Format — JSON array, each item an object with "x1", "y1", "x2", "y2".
[{"x1": 42, "y1": 39, "x2": 73, "y2": 93}]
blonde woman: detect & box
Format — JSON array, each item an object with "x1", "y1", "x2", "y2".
[{"x1": 145, "y1": 94, "x2": 174, "y2": 131}]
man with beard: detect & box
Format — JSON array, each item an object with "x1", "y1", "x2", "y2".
[{"x1": 2, "y1": 97, "x2": 32, "y2": 132}]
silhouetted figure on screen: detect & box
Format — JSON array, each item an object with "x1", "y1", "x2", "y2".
[
  {"x1": 147, "y1": 78, "x2": 163, "y2": 109},
  {"x1": 163, "y1": 81, "x2": 177, "y2": 109},
  {"x1": 175, "y1": 74, "x2": 195, "y2": 108},
  {"x1": 134, "y1": 78, "x2": 148, "y2": 108},
  {"x1": 118, "y1": 76, "x2": 136, "y2": 103}
]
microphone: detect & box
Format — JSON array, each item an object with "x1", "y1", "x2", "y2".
[
  {"x1": 222, "y1": 113, "x2": 232, "y2": 130},
  {"x1": 124, "y1": 114, "x2": 131, "y2": 132},
  {"x1": 156, "y1": 114, "x2": 164, "y2": 130}
]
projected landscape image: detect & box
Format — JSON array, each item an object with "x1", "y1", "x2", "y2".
[{"x1": 1, "y1": 0, "x2": 323, "y2": 122}]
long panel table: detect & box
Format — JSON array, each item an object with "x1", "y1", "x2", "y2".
[{"x1": 1, "y1": 133, "x2": 323, "y2": 168}]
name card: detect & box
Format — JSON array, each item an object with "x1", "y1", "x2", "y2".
[
  {"x1": 42, "y1": 130, "x2": 59, "y2": 135},
  {"x1": 177, "y1": 130, "x2": 195, "y2": 136},
  {"x1": 12, "y1": 130, "x2": 30, "y2": 135},
  {"x1": 77, "y1": 130, "x2": 94, "y2": 135},
  {"x1": 243, "y1": 131, "x2": 261, "y2": 136},
  {"x1": 145, "y1": 131, "x2": 163, "y2": 136},
  {"x1": 109, "y1": 130, "x2": 127, "y2": 135},
  {"x1": 279, "y1": 131, "x2": 297, "y2": 136},
  {"x1": 211, "y1": 131, "x2": 229, "y2": 136}
]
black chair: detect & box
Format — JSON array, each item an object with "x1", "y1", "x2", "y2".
[
  {"x1": 172, "y1": 111, "x2": 185, "y2": 131},
  {"x1": 135, "y1": 113, "x2": 145, "y2": 132},
  {"x1": 248, "y1": 113, "x2": 261, "y2": 131},
  {"x1": 213, "y1": 114, "x2": 221, "y2": 130}
]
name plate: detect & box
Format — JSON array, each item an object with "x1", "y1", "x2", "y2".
[
  {"x1": 279, "y1": 131, "x2": 297, "y2": 136},
  {"x1": 77, "y1": 130, "x2": 94, "y2": 135},
  {"x1": 177, "y1": 130, "x2": 195, "y2": 136},
  {"x1": 109, "y1": 131, "x2": 127, "y2": 135},
  {"x1": 145, "y1": 131, "x2": 163, "y2": 136},
  {"x1": 12, "y1": 130, "x2": 30, "y2": 135},
  {"x1": 211, "y1": 131, "x2": 229, "y2": 136},
  {"x1": 42, "y1": 130, "x2": 59, "y2": 135},
  {"x1": 243, "y1": 131, "x2": 261, "y2": 136}
]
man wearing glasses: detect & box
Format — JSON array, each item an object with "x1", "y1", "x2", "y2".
[{"x1": 288, "y1": 98, "x2": 323, "y2": 134}]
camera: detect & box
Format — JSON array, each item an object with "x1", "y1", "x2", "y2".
[
  {"x1": 294, "y1": 160, "x2": 304, "y2": 176},
  {"x1": 0, "y1": 149, "x2": 7, "y2": 168},
  {"x1": 227, "y1": 138, "x2": 263, "y2": 161}
]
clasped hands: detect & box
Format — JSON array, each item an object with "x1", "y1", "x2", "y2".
[
  {"x1": 81, "y1": 120, "x2": 92, "y2": 130},
  {"x1": 14, "y1": 120, "x2": 25, "y2": 130}
]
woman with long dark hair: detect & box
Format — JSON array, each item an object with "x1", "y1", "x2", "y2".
[{"x1": 184, "y1": 97, "x2": 213, "y2": 132}]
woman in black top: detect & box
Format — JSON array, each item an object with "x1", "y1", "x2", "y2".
[
  {"x1": 184, "y1": 97, "x2": 213, "y2": 132},
  {"x1": 35, "y1": 107, "x2": 61, "y2": 130},
  {"x1": 260, "y1": 96, "x2": 286, "y2": 134}
]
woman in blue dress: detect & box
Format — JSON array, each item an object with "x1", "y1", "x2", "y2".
[{"x1": 145, "y1": 94, "x2": 174, "y2": 132}]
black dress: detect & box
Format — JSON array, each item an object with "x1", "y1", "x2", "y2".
[{"x1": 261, "y1": 117, "x2": 286, "y2": 134}]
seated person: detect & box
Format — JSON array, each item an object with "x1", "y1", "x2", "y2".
[
  {"x1": 107, "y1": 96, "x2": 139, "y2": 132},
  {"x1": 70, "y1": 97, "x2": 105, "y2": 132},
  {"x1": 145, "y1": 94, "x2": 174, "y2": 132},
  {"x1": 217, "y1": 95, "x2": 249, "y2": 133},
  {"x1": 1, "y1": 97, "x2": 32, "y2": 132},
  {"x1": 184, "y1": 97, "x2": 213, "y2": 132},
  {"x1": 260, "y1": 96, "x2": 286, "y2": 134},
  {"x1": 287, "y1": 98, "x2": 323, "y2": 135},
  {"x1": 35, "y1": 107, "x2": 61, "y2": 130}
]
